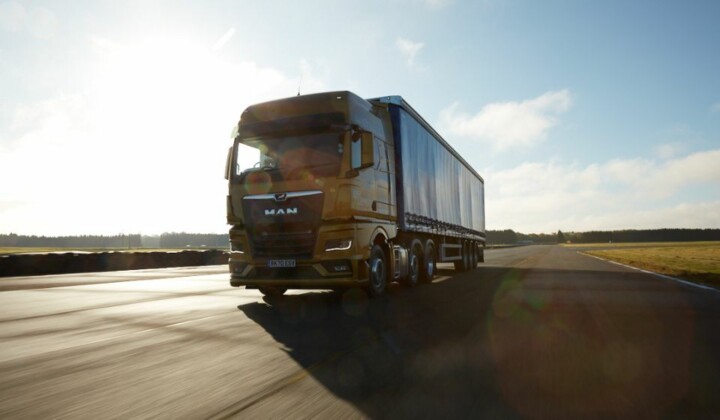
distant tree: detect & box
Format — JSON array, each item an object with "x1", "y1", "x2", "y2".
[
  {"x1": 557, "y1": 230, "x2": 567, "y2": 243},
  {"x1": 486, "y1": 229, "x2": 518, "y2": 245}
]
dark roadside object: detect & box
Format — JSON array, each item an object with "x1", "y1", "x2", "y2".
[{"x1": 0, "y1": 250, "x2": 229, "y2": 277}]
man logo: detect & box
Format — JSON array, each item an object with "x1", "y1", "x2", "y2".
[{"x1": 265, "y1": 208, "x2": 298, "y2": 216}]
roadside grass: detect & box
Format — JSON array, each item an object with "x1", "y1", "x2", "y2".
[
  {"x1": 0, "y1": 247, "x2": 226, "y2": 255},
  {"x1": 563, "y1": 241, "x2": 720, "y2": 249},
  {"x1": 581, "y1": 243, "x2": 720, "y2": 287}
]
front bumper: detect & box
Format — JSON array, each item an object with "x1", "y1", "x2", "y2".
[{"x1": 229, "y1": 256, "x2": 368, "y2": 289}]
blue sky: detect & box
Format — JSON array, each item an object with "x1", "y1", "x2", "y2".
[{"x1": 1, "y1": 0, "x2": 719, "y2": 235}]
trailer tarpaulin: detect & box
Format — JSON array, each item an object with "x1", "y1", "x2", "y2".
[{"x1": 396, "y1": 108, "x2": 485, "y2": 235}]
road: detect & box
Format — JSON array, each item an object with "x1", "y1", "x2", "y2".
[{"x1": 1, "y1": 245, "x2": 719, "y2": 419}]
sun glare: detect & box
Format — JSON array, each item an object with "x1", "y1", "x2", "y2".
[
  {"x1": 2, "y1": 26, "x2": 316, "y2": 236},
  {"x1": 77, "y1": 35, "x2": 241, "y2": 234}
]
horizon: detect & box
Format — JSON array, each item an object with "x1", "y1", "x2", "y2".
[
  {"x1": 3, "y1": 227, "x2": 720, "y2": 239},
  {"x1": 1, "y1": 0, "x2": 719, "y2": 236}
]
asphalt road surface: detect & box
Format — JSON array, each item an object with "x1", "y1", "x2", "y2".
[{"x1": 1, "y1": 245, "x2": 719, "y2": 419}]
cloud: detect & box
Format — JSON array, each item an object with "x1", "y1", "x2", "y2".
[
  {"x1": 654, "y1": 142, "x2": 684, "y2": 159},
  {"x1": 439, "y1": 90, "x2": 572, "y2": 151},
  {"x1": 0, "y1": 37, "x2": 325, "y2": 235},
  {"x1": 484, "y1": 150, "x2": 720, "y2": 232},
  {"x1": 0, "y1": 1, "x2": 25, "y2": 32},
  {"x1": 711, "y1": 101, "x2": 720, "y2": 114},
  {"x1": 396, "y1": 37, "x2": 424, "y2": 68},
  {"x1": 0, "y1": 2, "x2": 58, "y2": 39}
]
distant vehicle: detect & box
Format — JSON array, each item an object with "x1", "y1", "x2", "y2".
[{"x1": 225, "y1": 91, "x2": 486, "y2": 297}]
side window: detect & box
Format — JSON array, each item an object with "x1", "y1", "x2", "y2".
[{"x1": 351, "y1": 136, "x2": 362, "y2": 169}]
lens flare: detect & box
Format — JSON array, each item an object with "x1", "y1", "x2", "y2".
[
  {"x1": 243, "y1": 171, "x2": 272, "y2": 194},
  {"x1": 486, "y1": 270, "x2": 695, "y2": 418}
]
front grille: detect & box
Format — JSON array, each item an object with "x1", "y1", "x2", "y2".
[
  {"x1": 250, "y1": 230, "x2": 315, "y2": 258},
  {"x1": 249, "y1": 266, "x2": 323, "y2": 279},
  {"x1": 242, "y1": 190, "x2": 323, "y2": 259}
]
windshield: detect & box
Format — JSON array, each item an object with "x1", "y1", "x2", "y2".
[{"x1": 234, "y1": 131, "x2": 345, "y2": 182}]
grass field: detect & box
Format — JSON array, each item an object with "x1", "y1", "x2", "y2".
[
  {"x1": 564, "y1": 241, "x2": 720, "y2": 249},
  {"x1": 578, "y1": 242, "x2": 720, "y2": 286}
]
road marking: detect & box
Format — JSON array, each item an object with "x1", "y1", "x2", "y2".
[
  {"x1": 431, "y1": 275, "x2": 451, "y2": 284},
  {"x1": 579, "y1": 252, "x2": 719, "y2": 293}
]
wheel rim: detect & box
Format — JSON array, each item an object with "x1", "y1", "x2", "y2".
[
  {"x1": 409, "y1": 251, "x2": 419, "y2": 283},
  {"x1": 426, "y1": 250, "x2": 435, "y2": 277},
  {"x1": 371, "y1": 257, "x2": 384, "y2": 291}
]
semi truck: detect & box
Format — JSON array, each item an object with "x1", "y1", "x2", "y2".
[{"x1": 225, "y1": 91, "x2": 485, "y2": 297}]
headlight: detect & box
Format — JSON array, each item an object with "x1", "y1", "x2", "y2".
[{"x1": 324, "y1": 239, "x2": 352, "y2": 252}]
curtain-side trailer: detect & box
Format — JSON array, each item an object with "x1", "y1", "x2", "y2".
[{"x1": 226, "y1": 91, "x2": 485, "y2": 297}]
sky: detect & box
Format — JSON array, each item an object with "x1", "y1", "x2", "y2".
[{"x1": 1, "y1": 0, "x2": 719, "y2": 236}]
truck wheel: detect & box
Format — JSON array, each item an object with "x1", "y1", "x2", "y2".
[
  {"x1": 258, "y1": 286, "x2": 287, "y2": 297},
  {"x1": 454, "y1": 242, "x2": 466, "y2": 272},
  {"x1": 401, "y1": 242, "x2": 421, "y2": 288},
  {"x1": 464, "y1": 241, "x2": 472, "y2": 271},
  {"x1": 421, "y1": 241, "x2": 436, "y2": 283},
  {"x1": 470, "y1": 242, "x2": 478, "y2": 270},
  {"x1": 366, "y1": 244, "x2": 388, "y2": 297}
]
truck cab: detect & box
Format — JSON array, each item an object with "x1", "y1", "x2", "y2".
[{"x1": 226, "y1": 91, "x2": 396, "y2": 295}]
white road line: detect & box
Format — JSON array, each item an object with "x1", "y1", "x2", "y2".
[{"x1": 580, "y1": 252, "x2": 719, "y2": 293}]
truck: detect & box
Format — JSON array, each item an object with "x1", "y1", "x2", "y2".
[{"x1": 225, "y1": 91, "x2": 485, "y2": 297}]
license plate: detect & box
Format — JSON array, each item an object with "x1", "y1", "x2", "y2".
[{"x1": 268, "y1": 259, "x2": 296, "y2": 268}]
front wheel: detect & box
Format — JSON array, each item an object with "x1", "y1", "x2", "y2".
[{"x1": 366, "y1": 244, "x2": 388, "y2": 297}]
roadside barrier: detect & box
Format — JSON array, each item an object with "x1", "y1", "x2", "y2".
[{"x1": 0, "y1": 250, "x2": 229, "y2": 277}]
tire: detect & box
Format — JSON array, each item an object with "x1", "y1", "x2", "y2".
[
  {"x1": 453, "y1": 248, "x2": 465, "y2": 273},
  {"x1": 401, "y1": 242, "x2": 421, "y2": 288},
  {"x1": 464, "y1": 241, "x2": 472, "y2": 271},
  {"x1": 258, "y1": 286, "x2": 287, "y2": 297},
  {"x1": 421, "y1": 240, "x2": 436, "y2": 283},
  {"x1": 366, "y1": 244, "x2": 388, "y2": 297},
  {"x1": 454, "y1": 242, "x2": 465, "y2": 272},
  {"x1": 469, "y1": 242, "x2": 478, "y2": 270}
]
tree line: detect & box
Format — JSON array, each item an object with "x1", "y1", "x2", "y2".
[
  {"x1": 2, "y1": 228, "x2": 719, "y2": 248},
  {"x1": 487, "y1": 228, "x2": 720, "y2": 245}
]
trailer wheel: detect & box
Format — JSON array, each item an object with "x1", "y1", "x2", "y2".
[
  {"x1": 421, "y1": 240, "x2": 436, "y2": 283},
  {"x1": 454, "y1": 241, "x2": 468, "y2": 272},
  {"x1": 258, "y1": 286, "x2": 287, "y2": 297},
  {"x1": 401, "y1": 241, "x2": 421, "y2": 288},
  {"x1": 464, "y1": 241, "x2": 473, "y2": 271},
  {"x1": 470, "y1": 242, "x2": 478, "y2": 270},
  {"x1": 366, "y1": 244, "x2": 388, "y2": 297}
]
